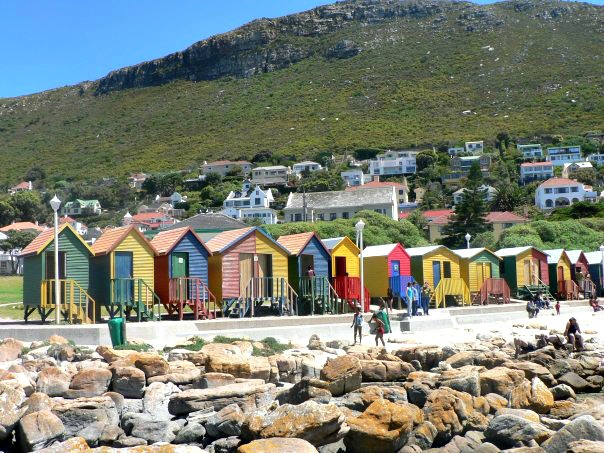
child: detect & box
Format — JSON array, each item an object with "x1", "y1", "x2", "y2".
[
  {"x1": 351, "y1": 307, "x2": 363, "y2": 345},
  {"x1": 555, "y1": 300, "x2": 560, "y2": 315},
  {"x1": 371, "y1": 313, "x2": 386, "y2": 347}
]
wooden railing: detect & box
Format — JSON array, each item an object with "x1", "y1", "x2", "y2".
[
  {"x1": 580, "y1": 279, "x2": 597, "y2": 299},
  {"x1": 478, "y1": 278, "x2": 511, "y2": 305},
  {"x1": 333, "y1": 276, "x2": 370, "y2": 312},
  {"x1": 110, "y1": 278, "x2": 161, "y2": 321},
  {"x1": 432, "y1": 278, "x2": 470, "y2": 308},
  {"x1": 41, "y1": 279, "x2": 96, "y2": 324},
  {"x1": 168, "y1": 277, "x2": 217, "y2": 320},
  {"x1": 237, "y1": 277, "x2": 299, "y2": 317},
  {"x1": 299, "y1": 276, "x2": 341, "y2": 315},
  {"x1": 558, "y1": 279, "x2": 579, "y2": 300}
]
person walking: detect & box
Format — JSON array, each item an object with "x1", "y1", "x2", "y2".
[
  {"x1": 405, "y1": 282, "x2": 414, "y2": 318},
  {"x1": 351, "y1": 307, "x2": 364, "y2": 345},
  {"x1": 411, "y1": 281, "x2": 420, "y2": 316},
  {"x1": 555, "y1": 299, "x2": 561, "y2": 315},
  {"x1": 375, "y1": 303, "x2": 391, "y2": 334},
  {"x1": 564, "y1": 317, "x2": 584, "y2": 351},
  {"x1": 386, "y1": 286, "x2": 394, "y2": 312},
  {"x1": 422, "y1": 282, "x2": 431, "y2": 316},
  {"x1": 371, "y1": 314, "x2": 386, "y2": 347}
]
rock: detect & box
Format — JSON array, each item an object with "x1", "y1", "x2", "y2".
[
  {"x1": 567, "y1": 439, "x2": 604, "y2": 452},
  {"x1": 103, "y1": 391, "x2": 124, "y2": 415},
  {"x1": 0, "y1": 338, "x2": 23, "y2": 362},
  {"x1": 505, "y1": 361, "x2": 557, "y2": 387},
  {"x1": 550, "y1": 359, "x2": 582, "y2": 379},
  {"x1": 540, "y1": 415, "x2": 604, "y2": 453},
  {"x1": 52, "y1": 396, "x2": 119, "y2": 438},
  {"x1": 36, "y1": 367, "x2": 71, "y2": 397},
  {"x1": 196, "y1": 372, "x2": 237, "y2": 389},
  {"x1": 550, "y1": 400, "x2": 583, "y2": 419},
  {"x1": 212, "y1": 436, "x2": 243, "y2": 453},
  {"x1": 326, "y1": 340, "x2": 350, "y2": 349},
  {"x1": 484, "y1": 414, "x2": 553, "y2": 448},
  {"x1": 285, "y1": 377, "x2": 331, "y2": 405},
  {"x1": 496, "y1": 408, "x2": 541, "y2": 423},
  {"x1": 325, "y1": 39, "x2": 361, "y2": 60},
  {"x1": 359, "y1": 359, "x2": 414, "y2": 382},
  {"x1": 35, "y1": 437, "x2": 90, "y2": 452},
  {"x1": 143, "y1": 381, "x2": 180, "y2": 420},
  {"x1": 134, "y1": 354, "x2": 170, "y2": 379},
  {"x1": 550, "y1": 384, "x2": 576, "y2": 400},
  {"x1": 405, "y1": 420, "x2": 438, "y2": 450},
  {"x1": 168, "y1": 349, "x2": 207, "y2": 366},
  {"x1": 47, "y1": 343, "x2": 76, "y2": 362},
  {"x1": 337, "y1": 385, "x2": 407, "y2": 411},
  {"x1": 242, "y1": 401, "x2": 348, "y2": 447},
  {"x1": 238, "y1": 437, "x2": 319, "y2": 452},
  {"x1": 169, "y1": 382, "x2": 276, "y2": 415},
  {"x1": 99, "y1": 424, "x2": 123, "y2": 445},
  {"x1": 395, "y1": 346, "x2": 449, "y2": 370},
  {"x1": 64, "y1": 368, "x2": 112, "y2": 398},
  {"x1": 129, "y1": 418, "x2": 181, "y2": 444},
  {"x1": 480, "y1": 367, "x2": 526, "y2": 396},
  {"x1": 206, "y1": 403, "x2": 245, "y2": 438},
  {"x1": 438, "y1": 369, "x2": 481, "y2": 397},
  {"x1": 509, "y1": 378, "x2": 554, "y2": 414},
  {"x1": 24, "y1": 392, "x2": 54, "y2": 415},
  {"x1": 173, "y1": 421, "x2": 206, "y2": 444},
  {"x1": 0, "y1": 382, "x2": 27, "y2": 440},
  {"x1": 345, "y1": 399, "x2": 422, "y2": 453},
  {"x1": 485, "y1": 393, "x2": 508, "y2": 413},
  {"x1": 404, "y1": 381, "x2": 431, "y2": 408},
  {"x1": 558, "y1": 372, "x2": 600, "y2": 393},
  {"x1": 320, "y1": 355, "x2": 362, "y2": 397},
  {"x1": 110, "y1": 365, "x2": 146, "y2": 398},
  {"x1": 202, "y1": 342, "x2": 243, "y2": 356},
  {"x1": 206, "y1": 354, "x2": 271, "y2": 381},
  {"x1": 17, "y1": 410, "x2": 65, "y2": 451},
  {"x1": 112, "y1": 436, "x2": 147, "y2": 447},
  {"x1": 148, "y1": 360, "x2": 201, "y2": 385},
  {"x1": 48, "y1": 335, "x2": 70, "y2": 345}
]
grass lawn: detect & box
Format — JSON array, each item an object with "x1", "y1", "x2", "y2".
[{"x1": 0, "y1": 276, "x2": 23, "y2": 303}]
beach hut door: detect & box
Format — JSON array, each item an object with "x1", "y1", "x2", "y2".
[
  {"x1": 115, "y1": 252, "x2": 134, "y2": 302},
  {"x1": 171, "y1": 253, "x2": 189, "y2": 278},
  {"x1": 433, "y1": 261, "x2": 441, "y2": 287},
  {"x1": 335, "y1": 256, "x2": 347, "y2": 276},
  {"x1": 391, "y1": 261, "x2": 400, "y2": 278},
  {"x1": 301, "y1": 255, "x2": 314, "y2": 276},
  {"x1": 239, "y1": 254, "x2": 254, "y2": 296},
  {"x1": 557, "y1": 266, "x2": 564, "y2": 282}
]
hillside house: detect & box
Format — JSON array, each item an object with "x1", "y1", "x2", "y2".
[
  {"x1": 0, "y1": 222, "x2": 46, "y2": 234},
  {"x1": 452, "y1": 185, "x2": 497, "y2": 205},
  {"x1": 123, "y1": 211, "x2": 178, "y2": 232},
  {"x1": 292, "y1": 161, "x2": 322, "y2": 176},
  {"x1": 520, "y1": 162, "x2": 554, "y2": 185},
  {"x1": 284, "y1": 187, "x2": 397, "y2": 222},
  {"x1": 450, "y1": 155, "x2": 491, "y2": 173},
  {"x1": 587, "y1": 154, "x2": 604, "y2": 165},
  {"x1": 447, "y1": 147, "x2": 465, "y2": 156},
  {"x1": 428, "y1": 211, "x2": 527, "y2": 242},
  {"x1": 341, "y1": 169, "x2": 370, "y2": 187},
  {"x1": 562, "y1": 161, "x2": 594, "y2": 179},
  {"x1": 61, "y1": 199, "x2": 102, "y2": 217},
  {"x1": 59, "y1": 215, "x2": 88, "y2": 236},
  {"x1": 535, "y1": 178, "x2": 598, "y2": 209},
  {"x1": 465, "y1": 141, "x2": 484, "y2": 154},
  {"x1": 345, "y1": 180, "x2": 409, "y2": 206},
  {"x1": 546, "y1": 146, "x2": 582, "y2": 166},
  {"x1": 9, "y1": 181, "x2": 32, "y2": 195},
  {"x1": 221, "y1": 181, "x2": 278, "y2": 225},
  {"x1": 128, "y1": 173, "x2": 148, "y2": 190},
  {"x1": 369, "y1": 150, "x2": 418, "y2": 177},
  {"x1": 251, "y1": 165, "x2": 291, "y2": 186},
  {"x1": 202, "y1": 160, "x2": 253, "y2": 176},
  {"x1": 517, "y1": 144, "x2": 544, "y2": 160}
]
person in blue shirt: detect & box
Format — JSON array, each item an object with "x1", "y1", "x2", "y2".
[
  {"x1": 405, "y1": 282, "x2": 414, "y2": 318},
  {"x1": 411, "y1": 281, "x2": 420, "y2": 316}
]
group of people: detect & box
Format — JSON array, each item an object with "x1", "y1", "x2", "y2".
[
  {"x1": 404, "y1": 281, "x2": 431, "y2": 317},
  {"x1": 351, "y1": 303, "x2": 391, "y2": 346},
  {"x1": 526, "y1": 292, "x2": 560, "y2": 318},
  {"x1": 514, "y1": 317, "x2": 585, "y2": 357}
]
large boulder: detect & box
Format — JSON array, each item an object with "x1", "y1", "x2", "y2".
[
  {"x1": 206, "y1": 354, "x2": 271, "y2": 381},
  {"x1": 479, "y1": 367, "x2": 526, "y2": 396},
  {"x1": 345, "y1": 399, "x2": 422, "y2": 453},
  {"x1": 540, "y1": 415, "x2": 604, "y2": 453},
  {"x1": 568, "y1": 439, "x2": 604, "y2": 452},
  {"x1": 110, "y1": 365, "x2": 146, "y2": 398},
  {"x1": 484, "y1": 414, "x2": 553, "y2": 448},
  {"x1": 504, "y1": 361, "x2": 556, "y2": 388},
  {"x1": 337, "y1": 385, "x2": 407, "y2": 411},
  {"x1": 36, "y1": 367, "x2": 71, "y2": 397},
  {"x1": 320, "y1": 355, "x2": 362, "y2": 396},
  {"x1": 167, "y1": 348, "x2": 207, "y2": 366},
  {"x1": 0, "y1": 338, "x2": 23, "y2": 362},
  {"x1": 284, "y1": 377, "x2": 331, "y2": 405},
  {"x1": 558, "y1": 372, "x2": 601, "y2": 393},
  {"x1": 0, "y1": 382, "x2": 27, "y2": 440},
  {"x1": 238, "y1": 437, "x2": 318, "y2": 453},
  {"x1": 550, "y1": 384, "x2": 576, "y2": 401},
  {"x1": 35, "y1": 437, "x2": 90, "y2": 453},
  {"x1": 17, "y1": 411, "x2": 65, "y2": 451},
  {"x1": 509, "y1": 378, "x2": 554, "y2": 414},
  {"x1": 438, "y1": 369, "x2": 481, "y2": 397},
  {"x1": 24, "y1": 393, "x2": 54, "y2": 415},
  {"x1": 134, "y1": 354, "x2": 170, "y2": 379},
  {"x1": 395, "y1": 346, "x2": 451, "y2": 370},
  {"x1": 173, "y1": 422, "x2": 206, "y2": 444},
  {"x1": 195, "y1": 372, "x2": 236, "y2": 389},
  {"x1": 129, "y1": 418, "x2": 181, "y2": 444},
  {"x1": 202, "y1": 342, "x2": 243, "y2": 356},
  {"x1": 550, "y1": 359, "x2": 582, "y2": 379},
  {"x1": 147, "y1": 360, "x2": 200, "y2": 385},
  {"x1": 242, "y1": 401, "x2": 348, "y2": 447},
  {"x1": 169, "y1": 382, "x2": 276, "y2": 415},
  {"x1": 206, "y1": 403, "x2": 245, "y2": 438},
  {"x1": 359, "y1": 359, "x2": 414, "y2": 382},
  {"x1": 63, "y1": 368, "x2": 112, "y2": 398},
  {"x1": 143, "y1": 381, "x2": 181, "y2": 420},
  {"x1": 51, "y1": 396, "x2": 119, "y2": 439}
]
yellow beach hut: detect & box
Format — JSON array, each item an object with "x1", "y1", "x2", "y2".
[
  {"x1": 544, "y1": 249, "x2": 576, "y2": 299},
  {"x1": 453, "y1": 248, "x2": 510, "y2": 304}
]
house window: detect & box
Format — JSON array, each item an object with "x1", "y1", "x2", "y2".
[
  {"x1": 571, "y1": 187, "x2": 579, "y2": 193},
  {"x1": 317, "y1": 214, "x2": 324, "y2": 221},
  {"x1": 443, "y1": 261, "x2": 452, "y2": 278},
  {"x1": 255, "y1": 198, "x2": 261, "y2": 205},
  {"x1": 545, "y1": 199, "x2": 553, "y2": 208},
  {"x1": 544, "y1": 188, "x2": 552, "y2": 194},
  {"x1": 329, "y1": 213, "x2": 337, "y2": 221},
  {"x1": 294, "y1": 213, "x2": 302, "y2": 221},
  {"x1": 342, "y1": 212, "x2": 349, "y2": 219}
]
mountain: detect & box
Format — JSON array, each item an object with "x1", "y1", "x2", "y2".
[{"x1": 0, "y1": 0, "x2": 602, "y2": 184}]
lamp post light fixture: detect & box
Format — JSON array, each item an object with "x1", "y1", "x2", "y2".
[
  {"x1": 356, "y1": 219, "x2": 366, "y2": 313},
  {"x1": 465, "y1": 233, "x2": 471, "y2": 249},
  {"x1": 50, "y1": 195, "x2": 61, "y2": 325}
]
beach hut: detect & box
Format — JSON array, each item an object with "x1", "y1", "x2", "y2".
[
  {"x1": 151, "y1": 226, "x2": 215, "y2": 320},
  {"x1": 495, "y1": 246, "x2": 550, "y2": 299},
  {"x1": 322, "y1": 236, "x2": 369, "y2": 311},
  {"x1": 21, "y1": 224, "x2": 95, "y2": 323},
  {"x1": 453, "y1": 248, "x2": 509, "y2": 304},
  {"x1": 566, "y1": 250, "x2": 596, "y2": 297},
  {"x1": 584, "y1": 251, "x2": 603, "y2": 297},
  {"x1": 544, "y1": 249, "x2": 577, "y2": 300},
  {"x1": 406, "y1": 246, "x2": 467, "y2": 307},
  {"x1": 206, "y1": 227, "x2": 293, "y2": 317},
  {"x1": 277, "y1": 232, "x2": 338, "y2": 314},
  {"x1": 90, "y1": 225, "x2": 160, "y2": 321},
  {"x1": 362, "y1": 243, "x2": 412, "y2": 298}
]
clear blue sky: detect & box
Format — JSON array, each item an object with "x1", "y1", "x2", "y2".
[{"x1": 2, "y1": 0, "x2": 602, "y2": 98}]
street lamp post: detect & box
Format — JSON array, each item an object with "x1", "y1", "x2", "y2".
[
  {"x1": 356, "y1": 219, "x2": 366, "y2": 313},
  {"x1": 50, "y1": 195, "x2": 61, "y2": 325},
  {"x1": 465, "y1": 233, "x2": 471, "y2": 249}
]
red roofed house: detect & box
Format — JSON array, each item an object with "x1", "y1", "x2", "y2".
[
  {"x1": 123, "y1": 211, "x2": 178, "y2": 232},
  {"x1": 0, "y1": 221, "x2": 46, "y2": 234},
  {"x1": 346, "y1": 180, "x2": 409, "y2": 205},
  {"x1": 9, "y1": 181, "x2": 32, "y2": 195},
  {"x1": 428, "y1": 211, "x2": 528, "y2": 242},
  {"x1": 59, "y1": 215, "x2": 87, "y2": 236},
  {"x1": 399, "y1": 209, "x2": 454, "y2": 221}
]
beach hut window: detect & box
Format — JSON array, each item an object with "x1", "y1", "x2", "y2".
[
  {"x1": 45, "y1": 252, "x2": 66, "y2": 279},
  {"x1": 443, "y1": 261, "x2": 452, "y2": 278}
]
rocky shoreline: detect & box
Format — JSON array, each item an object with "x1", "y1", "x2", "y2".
[{"x1": 1, "y1": 328, "x2": 604, "y2": 453}]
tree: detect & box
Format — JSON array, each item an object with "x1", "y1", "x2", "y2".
[
  {"x1": 297, "y1": 170, "x2": 344, "y2": 193},
  {"x1": 202, "y1": 172, "x2": 223, "y2": 187},
  {"x1": 415, "y1": 151, "x2": 437, "y2": 172},
  {"x1": 495, "y1": 132, "x2": 510, "y2": 157},
  {"x1": 0, "y1": 201, "x2": 16, "y2": 227},
  {"x1": 142, "y1": 173, "x2": 183, "y2": 196},
  {"x1": 0, "y1": 230, "x2": 38, "y2": 274},
  {"x1": 24, "y1": 166, "x2": 46, "y2": 185},
  {"x1": 407, "y1": 209, "x2": 428, "y2": 238},
  {"x1": 491, "y1": 183, "x2": 524, "y2": 212},
  {"x1": 441, "y1": 163, "x2": 489, "y2": 247},
  {"x1": 10, "y1": 191, "x2": 45, "y2": 222},
  {"x1": 497, "y1": 220, "x2": 604, "y2": 251}
]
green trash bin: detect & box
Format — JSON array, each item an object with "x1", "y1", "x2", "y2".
[{"x1": 108, "y1": 317, "x2": 125, "y2": 347}]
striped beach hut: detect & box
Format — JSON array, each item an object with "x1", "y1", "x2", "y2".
[
  {"x1": 90, "y1": 225, "x2": 160, "y2": 321},
  {"x1": 362, "y1": 243, "x2": 412, "y2": 298},
  {"x1": 453, "y1": 248, "x2": 509, "y2": 304},
  {"x1": 151, "y1": 226, "x2": 214, "y2": 320},
  {"x1": 21, "y1": 224, "x2": 95, "y2": 323}
]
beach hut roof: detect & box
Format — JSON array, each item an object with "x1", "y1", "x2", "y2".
[
  {"x1": 584, "y1": 251, "x2": 603, "y2": 265},
  {"x1": 405, "y1": 245, "x2": 443, "y2": 257},
  {"x1": 495, "y1": 246, "x2": 536, "y2": 257},
  {"x1": 91, "y1": 225, "x2": 156, "y2": 256},
  {"x1": 150, "y1": 226, "x2": 211, "y2": 256},
  {"x1": 277, "y1": 232, "x2": 328, "y2": 256},
  {"x1": 565, "y1": 250, "x2": 585, "y2": 264},
  {"x1": 20, "y1": 224, "x2": 93, "y2": 258},
  {"x1": 362, "y1": 243, "x2": 400, "y2": 258},
  {"x1": 452, "y1": 247, "x2": 499, "y2": 259},
  {"x1": 321, "y1": 237, "x2": 346, "y2": 250},
  {"x1": 206, "y1": 227, "x2": 289, "y2": 255},
  {"x1": 543, "y1": 249, "x2": 565, "y2": 264}
]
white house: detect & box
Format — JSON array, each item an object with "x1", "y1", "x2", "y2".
[
  {"x1": 562, "y1": 161, "x2": 594, "y2": 179},
  {"x1": 221, "y1": 181, "x2": 278, "y2": 224},
  {"x1": 447, "y1": 147, "x2": 465, "y2": 156},
  {"x1": 251, "y1": 165, "x2": 291, "y2": 186},
  {"x1": 61, "y1": 199, "x2": 102, "y2": 217},
  {"x1": 369, "y1": 150, "x2": 417, "y2": 177},
  {"x1": 202, "y1": 160, "x2": 253, "y2": 176},
  {"x1": 341, "y1": 169, "x2": 371, "y2": 187},
  {"x1": 587, "y1": 154, "x2": 604, "y2": 165},
  {"x1": 517, "y1": 144, "x2": 544, "y2": 160},
  {"x1": 546, "y1": 146, "x2": 582, "y2": 166},
  {"x1": 535, "y1": 178, "x2": 598, "y2": 209},
  {"x1": 127, "y1": 173, "x2": 148, "y2": 190},
  {"x1": 452, "y1": 185, "x2": 497, "y2": 204},
  {"x1": 292, "y1": 161, "x2": 323, "y2": 176},
  {"x1": 519, "y1": 162, "x2": 554, "y2": 185},
  {"x1": 465, "y1": 141, "x2": 484, "y2": 154}
]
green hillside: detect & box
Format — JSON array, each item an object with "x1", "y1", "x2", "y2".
[{"x1": 0, "y1": 0, "x2": 602, "y2": 184}]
